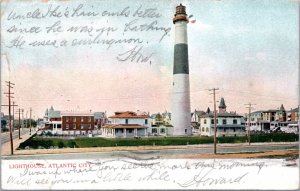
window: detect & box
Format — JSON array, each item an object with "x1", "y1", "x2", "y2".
[
  {"x1": 145, "y1": 119, "x2": 148, "y2": 124},
  {"x1": 233, "y1": 128, "x2": 236, "y2": 132},
  {"x1": 88, "y1": 124, "x2": 91, "y2": 129},
  {"x1": 216, "y1": 119, "x2": 219, "y2": 124},
  {"x1": 185, "y1": 129, "x2": 187, "y2": 134},
  {"x1": 211, "y1": 119, "x2": 214, "y2": 124},
  {"x1": 81, "y1": 117, "x2": 84, "y2": 122},
  {"x1": 224, "y1": 128, "x2": 226, "y2": 132},
  {"x1": 125, "y1": 119, "x2": 128, "y2": 124},
  {"x1": 88, "y1": 117, "x2": 91, "y2": 122},
  {"x1": 66, "y1": 124, "x2": 69, "y2": 129},
  {"x1": 81, "y1": 125, "x2": 84, "y2": 129},
  {"x1": 152, "y1": 128, "x2": 157, "y2": 133},
  {"x1": 66, "y1": 117, "x2": 69, "y2": 122},
  {"x1": 233, "y1": 119, "x2": 237, "y2": 124},
  {"x1": 160, "y1": 128, "x2": 165, "y2": 133},
  {"x1": 73, "y1": 117, "x2": 76, "y2": 122},
  {"x1": 206, "y1": 127, "x2": 209, "y2": 132},
  {"x1": 202, "y1": 127, "x2": 205, "y2": 132},
  {"x1": 204, "y1": 119, "x2": 207, "y2": 124},
  {"x1": 128, "y1": 129, "x2": 133, "y2": 133},
  {"x1": 222, "y1": 119, "x2": 227, "y2": 124},
  {"x1": 73, "y1": 124, "x2": 76, "y2": 129}
]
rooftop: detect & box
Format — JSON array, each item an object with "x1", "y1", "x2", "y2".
[
  {"x1": 200, "y1": 112, "x2": 243, "y2": 118},
  {"x1": 103, "y1": 124, "x2": 146, "y2": 129},
  {"x1": 61, "y1": 111, "x2": 94, "y2": 116},
  {"x1": 109, "y1": 111, "x2": 150, "y2": 119}
]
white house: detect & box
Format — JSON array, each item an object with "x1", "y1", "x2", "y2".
[
  {"x1": 102, "y1": 111, "x2": 151, "y2": 138},
  {"x1": 43, "y1": 106, "x2": 62, "y2": 133},
  {"x1": 199, "y1": 113, "x2": 246, "y2": 137},
  {"x1": 191, "y1": 109, "x2": 206, "y2": 134},
  {"x1": 246, "y1": 111, "x2": 263, "y2": 131},
  {"x1": 199, "y1": 98, "x2": 246, "y2": 137}
]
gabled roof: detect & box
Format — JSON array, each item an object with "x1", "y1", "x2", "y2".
[
  {"x1": 48, "y1": 110, "x2": 61, "y2": 118},
  {"x1": 103, "y1": 124, "x2": 146, "y2": 129},
  {"x1": 192, "y1": 110, "x2": 206, "y2": 117},
  {"x1": 262, "y1": 109, "x2": 279, "y2": 113},
  {"x1": 290, "y1": 108, "x2": 299, "y2": 112},
  {"x1": 94, "y1": 112, "x2": 105, "y2": 118},
  {"x1": 162, "y1": 112, "x2": 171, "y2": 118},
  {"x1": 109, "y1": 111, "x2": 150, "y2": 119},
  {"x1": 251, "y1": 111, "x2": 263, "y2": 114}
]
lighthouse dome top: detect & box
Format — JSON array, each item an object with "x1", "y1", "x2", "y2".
[
  {"x1": 176, "y1": 4, "x2": 186, "y2": 15},
  {"x1": 173, "y1": 4, "x2": 188, "y2": 24}
]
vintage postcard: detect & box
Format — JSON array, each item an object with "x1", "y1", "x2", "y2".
[{"x1": 0, "y1": 0, "x2": 299, "y2": 190}]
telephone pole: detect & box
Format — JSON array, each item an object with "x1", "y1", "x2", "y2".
[
  {"x1": 2, "y1": 81, "x2": 17, "y2": 155},
  {"x1": 245, "y1": 103, "x2": 256, "y2": 145},
  {"x1": 209, "y1": 88, "x2": 219, "y2": 154},
  {"x1": 15, "y1": 108, "x2": 24, "y2": 139},
  {"x1": 29, "y1": 107, "x2": 32, "y2": 135},
  {"x1": 12, "y1": 101, "x2": 16, "y2": 131}
]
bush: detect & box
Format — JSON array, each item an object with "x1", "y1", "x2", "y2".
[
  {"x1": 45, "y1": 131, "x2": 53, "y2": 136},
  {"x1": 250, "y1": 133, "x2": 299, "y2": 143},
  {"x1": 58, "y1": 141, "x2": 65, "y2": 148},
  {"x1": 18, "y1": 133, "x2": 299, "y2": 149}
]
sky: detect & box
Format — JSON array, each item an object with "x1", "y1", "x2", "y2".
[{"x1": 1, "y1": 0, "x2": 299, "y2": 118}]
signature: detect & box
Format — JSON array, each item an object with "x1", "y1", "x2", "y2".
[
  {"x1": 177, "y1": 168, "x2": 249, "y2": 188},
  {"x1": 116, "y1": 45, "x2": 153, "y2": 63}
]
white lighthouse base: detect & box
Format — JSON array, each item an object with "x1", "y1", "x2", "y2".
[{"x1": 171, "y1": 74, "x2": 192, "y2": 136}]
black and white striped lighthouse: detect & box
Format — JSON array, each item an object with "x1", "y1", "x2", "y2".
[{"x1": 172, "y1": 4, "x2": 192, "y2": 136}]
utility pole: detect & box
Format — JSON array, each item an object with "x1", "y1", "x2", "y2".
[
  {"x1": 25, "y1": 111, "x2": 28, "y2": 129},
  {"x1": 245, "y1": 103, "x2": 256, "y2": 145},
  {"x1": 22, "y1": 111, "x2": 24, "y2": 130},
  {"x1": 15, "y1": 108, "x2": 24, "y2": 139},
  {"x1": 209, "y1": 88, "x2": 219, "y2": 154},
  {"x1": 2, "y1": 81, "x2": 17, "y2": 155},
  {"x1": 29, "y1": 107, "x2": 32, "y2": 135},
  {"x1": 12, "y1": 101, "x2": 16, "y2": 131}
]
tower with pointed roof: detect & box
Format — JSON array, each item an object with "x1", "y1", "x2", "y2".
[
  {"x1": 206, "y1": 107, "x2": 211, "y2": 114},
  {"x1": 218, "y1": 97, "x2": 227, "y2": 113},
  {"x1": 276, "y1": 104, "x2": 286, "y2": 121}
]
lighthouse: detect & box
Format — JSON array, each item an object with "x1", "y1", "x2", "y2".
[{"x1": 171, "y1": 4, "x2": 192, "y2": 136}]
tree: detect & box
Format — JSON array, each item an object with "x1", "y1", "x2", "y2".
[
  {"x1": 24, "y1": 119, "x2": 37, "y2": 128},
  {"x1": 1, "y1": 119, "x2": 7, "y2": 128}
]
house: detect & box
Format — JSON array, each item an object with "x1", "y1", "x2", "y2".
[
  {"x1": 260, "y1": 109, "x2": 278, "y2": 131},
  {"x1": 150, "y1": 112, "x2": 174, "y2": 136},
  {"x1": 287, "y1": 107, "x2": 299, "y2": 122},
  {"x1": 199, "y1": 113, "x2": 245, "y2": 137},
  {"x1": 199, "y1": 97, "x2": 246, "y2": 137},
  {"x1": 151, "y1": 111, "x2": 172, "y2": 126},
  {"x1": 246, "y1": 111, "x2": 263, "y2": 131},
  {"x1": 191, "y1": 109, "x2": 206, "y2": 134},
  {"x1": 161, "y1": 111, "x2": 172, "y2": 125},
  {"x1": 150, "y1": 124, "x2": 174, "y2": 136},
  {"x1": 102, "y1": 111, "x2": 151, "y2": 138},
  {"x1": 94, "y1": 112, "x2": 108, "y2": 129},
  {"x1": 43, "y1": 106, "x2": 61, "y2": 133},
  {"x1": 61, "y1": 112, "x2": 95, "y2": 136}
]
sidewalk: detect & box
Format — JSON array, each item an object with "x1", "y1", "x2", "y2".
[
  {"x1": 1, "y1": 131, "x2": 34, "y2": 156},
  {"x1": 7, "y1": 141, "x2": 298, "y2": 156}
]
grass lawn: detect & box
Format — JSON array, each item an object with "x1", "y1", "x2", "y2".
[{"x1": 18, "y1": 133, "x2": 299, "y2": 149}]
